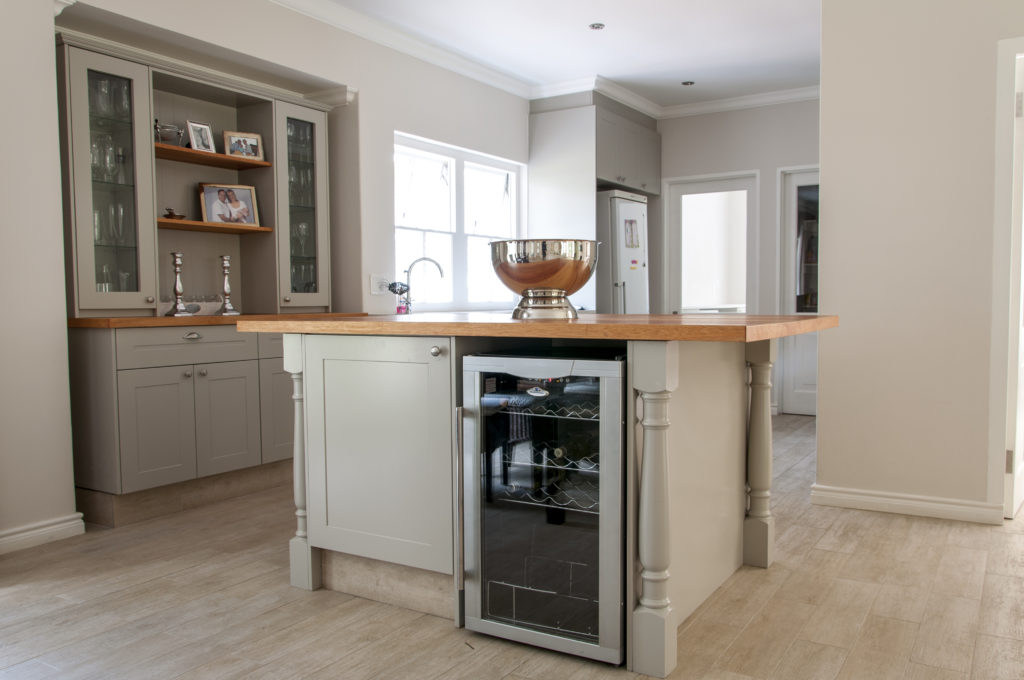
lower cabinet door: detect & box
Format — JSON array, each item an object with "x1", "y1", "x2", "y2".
[
  {"x1": 194, "y1": 360, "x2": 262, "y2": 477},
  {"x1": 117, "y1": 366, "x2": 197, "y2": 493},
  {"x1": 259, "y1": 357, "x2": 294, "y2": 463},
  {"x1": 304, "y1": 335, "x2": 453, "y2": 574}
]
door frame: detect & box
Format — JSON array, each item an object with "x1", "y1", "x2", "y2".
[
  {"x1": 991, "y1": 39, "x2": 1024, "y2": 518},
  {"x1": 662, "y1": 171, "x2": 759, "y2": 314},
  {"x1": 778, "y1": 166, "x2": 820, "y2": 415}
]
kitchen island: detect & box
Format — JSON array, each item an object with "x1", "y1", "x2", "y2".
[{"x1": 237, "y1": 312, "x2": 837, "y2": 677}]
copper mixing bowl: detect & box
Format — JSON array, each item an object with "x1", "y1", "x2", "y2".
[{"x1": 490, "y1": 239, "x2": 598, "y2": 319}]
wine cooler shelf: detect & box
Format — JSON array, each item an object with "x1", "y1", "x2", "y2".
[
  {"x1": 486, "y1": 397, "x2": 601, "y2": 421},
  {"x1": 498, "y1": 477, "x2": 600, "y2": 514},
  {"x1": 504, "y1": 442, "x2": 600, "y2": 472}
]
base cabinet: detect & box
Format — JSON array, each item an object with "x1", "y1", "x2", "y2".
[
  {"x1": 70, "y1": 326, "x2": 275, "y2": 495},
  {"x1": 303, "y1": 334, "x2": 454, "y2": 574},
  {"x1": 259, "y1": 357, "x2": 294, "y2": 463}
]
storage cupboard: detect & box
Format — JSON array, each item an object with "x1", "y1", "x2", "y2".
[{"x1": 56, "y1": 35, "x2": 335, "y2": 318}]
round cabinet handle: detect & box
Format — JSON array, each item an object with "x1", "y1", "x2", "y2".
[
  {"x1": 183, "y1": 370, "x2": 193, "y2": 378},
  {"x1": 283, "y1": 296, "x2": 292, "y2": 303},
  {"x1": 199, "y1": 369, "x2": 208, "y2": 377},
  {"x1": 182, "y1": 331, "x2": 202, "y2": 341},
  {"x1": 145, "y1": 296, "x2": 155, "y2": 303},
  {"x1": 429, "y1": 346, "x2": 442, "y2": 357}
]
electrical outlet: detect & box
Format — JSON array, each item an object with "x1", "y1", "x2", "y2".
[{"x1": 370, "y1": 275, "x2": 391, "y2": 295}]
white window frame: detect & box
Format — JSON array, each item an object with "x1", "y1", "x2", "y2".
[{"x1": 394, "y1": 132, "x2": 524, "y2": 312}]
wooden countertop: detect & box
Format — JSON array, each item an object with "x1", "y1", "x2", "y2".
[
  {"x1": 67, "y1": 312, "x2": 367, "y2": 329},
  {"x1": 235, "y1": 312, "x2": 838, "y2": 342}
]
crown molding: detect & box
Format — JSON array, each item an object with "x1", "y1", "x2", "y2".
[
  {"x1": 529, "y1": 77, "x2": 599, "y2": 101},
  {"x1": 268, "y1": 0, "x2": 532, "y2": 99},
  {"x1": 658, "y1": 86, "x2": 820, "y2": 119},
  {"x1": 592, "y1": 76, "x2": 662, "y2": 119},
  {"x1": 53, "y1": 0, "x2": 77, "y2": 16}
]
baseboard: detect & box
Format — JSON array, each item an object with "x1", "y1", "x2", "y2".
[
  {"x1": 0, "y1": 513, "x2": 85, "y2": 555},
  {"x1": 810, "y1": 484, "x2": 1004, "y2": 525}
]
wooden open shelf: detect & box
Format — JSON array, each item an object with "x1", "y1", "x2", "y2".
[
  {"x1": 154, "y1": 143, "x2": 272, "y2": 170},
  {"x1": 157, "y1": 217, "x2": 273, "y2": 235}
]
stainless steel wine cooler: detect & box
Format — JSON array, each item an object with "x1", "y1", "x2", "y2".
[{"x1": 461, "y1": 354, "x2": 624, "y2": 664}]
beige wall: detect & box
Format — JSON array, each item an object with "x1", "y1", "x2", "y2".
[
  {"x1": 658, "y1": 99, "x2": 820, "y2": 315},
  {"x1": 818, "y1": 0, "x2": 1024, "y2": 517},
  {"x1": 76, "y1": 0, "x2": 530, "y2": 314},
  {"x1": 0, "y1": 0, "x2": 82, "y2": 550}
]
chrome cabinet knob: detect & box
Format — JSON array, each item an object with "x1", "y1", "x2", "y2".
[
  {"x1": 183, "y1": 370, "x2": 193, "y2": 378},
  {"x1": 429, "y1": 346, "x2": 442, "y2": 357},
  {"x1": 199, "y1": 369, "x2": 208, "y2": 377},
  {"x1": 183, "y1": 331, "x2": 201, "y2": 341},
  {"x1": 145, "y1": 296, "x2": 155, "y2": 303},
  {"x1": 283, "y1": 296, "x2": 292, "y2": 303}
]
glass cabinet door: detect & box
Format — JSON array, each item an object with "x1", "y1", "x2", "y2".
[
  {"x1": 276, "y1": 101, "x2": 329, "y2": 309},
  {"x1": 65, "y1": 48, "x2": 156, "y2": 312}
]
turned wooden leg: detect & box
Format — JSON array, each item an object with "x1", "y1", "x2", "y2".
[
  {"x1": 744, "y1": 340, "x2": 776, "y2": 568},
  {"x1": 284, "y1": 334, "x2": 321, "y2": 590},
  {"x1": 631, "y1": 341, "x2": 679, "y2": 678}
]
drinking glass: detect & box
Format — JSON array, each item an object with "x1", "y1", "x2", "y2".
[
  {"x1": 296, "y1": 222, "x2": 309, "y2": 256},
  {"x1": 101, "y1": 134, "x2": 117, "y2": 182},
  {"x1": 93, "y1": 207, "x2": 103, "y2": 244},
  {"x1": 113, "y1": 80, "x2": 130, "y2": 118},
  {"x1": 118, "y1": 271, "x2": 131, "y2": 292}
]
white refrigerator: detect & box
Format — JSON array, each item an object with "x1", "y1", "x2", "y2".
[{"x1": 596, "y1": 190, "x2": 649, "y2": 314}]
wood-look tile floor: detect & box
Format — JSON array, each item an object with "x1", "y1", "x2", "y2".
[{"x1": 2, "y1": 415, "x2": 1023, "y2": 679}]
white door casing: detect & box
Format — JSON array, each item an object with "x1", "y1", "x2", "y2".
[{"x1": 779, "y1": 168, "x2": 820, "y2": 416}]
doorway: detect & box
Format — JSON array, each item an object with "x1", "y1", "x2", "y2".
[
  {"x1": 780, "y1": 168, "x2": 820, "y2": 416},
  {"x1": 999, "y1": 46, "x2": 1024, "y2": 518},
  {"x1": 665, "y1": 173, "x2": 757, "y2": 314}
]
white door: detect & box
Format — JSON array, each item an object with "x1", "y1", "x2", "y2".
[
  {"x1": 665, "y1": 174, "x2": 757, "y2": 314},
  {"x1": 780, "y1": 169, "x2": 820, "y2": 416},
  {"x1": 1003, "y1": 48, "x2": 1024, "y2": 518}
]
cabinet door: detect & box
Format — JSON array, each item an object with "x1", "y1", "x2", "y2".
[
  {"x1": 64, "y1": 47, "x2": 157, "y2": 313},
  {"x1": 259, "y1": 357, "x2": 294, "y2": 463},
  {"x1": 194, "y1": 360, "x2": 262, "y2": 477},
  {"x1": 275, "y1": 101, "x2": 329, "y2": 309},
  {"x1": 117, "y1": 366, "x2": 197, "y2": 493},
  {"x1": 304, "y1": 335, "x2": 454, "y2": 574},
  {"x1": 633, "y1": 124, "x2": 662, "y2": 195},
  {"x1": 595, "y1": 108, "x2": 629, "y2": 186}
]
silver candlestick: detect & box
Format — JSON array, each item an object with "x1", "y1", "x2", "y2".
[
  {"x1": 166, "y1": 251, "x2": 192, "y2": 317},
  {"x1": 218, "y1": 254, "x2": 240, "y2": 316}
]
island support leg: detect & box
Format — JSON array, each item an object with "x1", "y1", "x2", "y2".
[
  {"x1": 631, "y1": 341, "x2": 679, "y2": 678},
  {"x1": 284, "y1": 334, "x2": 321, "y2": 590},
  {"x1": 744, "y1": 340, "x2": 776, "y2": 568}
]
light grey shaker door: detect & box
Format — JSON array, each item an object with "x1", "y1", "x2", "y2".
[
  {"x1": 259, "y1": 357, "x2": 294, "y2": 463},
  {"x1": 304, "y1": 335, "x2": 453, "y2": 574},
  {"x1": 117, "y1": 366, "x2": 197, "y2": 493},
  {"x1": 195, "y1": 360, "x2": 262, "y2": 477}
]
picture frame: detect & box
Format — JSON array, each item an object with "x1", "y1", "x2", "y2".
[
  {"x1": 186, "y1": 120, "x2": 216, "y2": 153},
  {"x1": 199, "y1": 183, "x2": 260, "y2": 225},
  {"x1": 223, "y1": 131, "x2": 264, "y2": 161}
]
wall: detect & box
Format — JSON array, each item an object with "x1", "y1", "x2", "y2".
[
  {"x1": 817, "y1": 0, "x2": 1024, "y2": 521},
  {"x1": 0, "y1": 0, "x2": 83, "y2": 553},
  {"x1": 72, "y1": 0, "x2": 530, "y2": 314},
  {"x1": 658, "y1": 99, "x2": 820, "y2": 315}
]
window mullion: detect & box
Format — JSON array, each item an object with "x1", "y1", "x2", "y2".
[{"x1": 454, "y1": 157, "x2": 468, "y2": 309}]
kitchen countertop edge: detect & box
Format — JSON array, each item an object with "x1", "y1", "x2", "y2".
[
  {"x1": 234, "y1": 312, "x2": 838, "y2": 342},
  {"x1": 67, "y1": 312, "x2": 368, "y2": 329}
]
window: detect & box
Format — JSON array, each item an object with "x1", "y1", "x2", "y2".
[{"x1": 394, "y1": 133, "x2": 522, "y2": 311}]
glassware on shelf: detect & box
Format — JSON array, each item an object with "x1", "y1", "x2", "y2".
[
  {"x1": 295, "y1": 222, "x2": 309, "y2": 257},
  {"x1": 90, "y1": 75, "x2": 112, "y2": 117},
  {"x1": 97, "y1": 264, "x2": 112, "y2": 292},
  {"x1": 93, "y1": 207, "x2": 103, "y2": 244},
  {"x1": 113, "y1": 79, "x2": 130, "y2": 118},
  {"x1": 118, "y1": 270, "x2": 131, "y2": 292}
]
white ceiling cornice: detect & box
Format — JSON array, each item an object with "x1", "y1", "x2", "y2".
[
  {"x1": 658, "y1": 86, "x2": 820, "y2": 119},
  {"x1": 269, "y1": 0, "x2": 818, "y2": 119},
  {"x1": 54, "y1": 0, "x2": 77, "y2": 16},
  {"x1": 268, "y1": 0, "x2": 532, "y2": 99}
]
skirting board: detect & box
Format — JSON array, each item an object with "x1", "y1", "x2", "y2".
[
  {"x1": 811, "y1": 484, "x2": 1004, "y2": 525},
  {"x1": 0, "y1": 513, "x2": 84, "y2": 555}
]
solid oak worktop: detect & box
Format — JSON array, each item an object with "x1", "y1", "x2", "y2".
[
  {"x1": 67, "y1": 312, "x2": 368, "y2": 329},
  {"x1": 236, "y1": 311, "x2": 838, "y2": 342}
]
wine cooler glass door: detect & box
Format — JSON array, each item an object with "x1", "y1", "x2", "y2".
[{"x1": 463, "y1": 356, "x2": 623, "y2": 664}]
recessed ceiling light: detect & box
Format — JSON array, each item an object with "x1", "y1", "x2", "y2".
[
  {"x1": 589, "y1": 22, "x2": 605, "y2": 30},
  {"x1": 681, "y1": 81, "x2": 695, "y2": 86}
]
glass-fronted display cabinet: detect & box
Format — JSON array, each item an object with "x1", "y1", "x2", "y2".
[
  {"x1": 60, "y1": 47, "x2": 157, "y2": 313},
  {"x1": 276, "y1": 101, "x2": 329, "y2": 309}
]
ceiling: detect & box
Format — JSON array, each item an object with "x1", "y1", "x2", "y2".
[{"x1": 270, "y1": 0, "x2": 821, "y2": 118}]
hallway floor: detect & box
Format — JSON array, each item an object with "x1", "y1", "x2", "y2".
[{"x1": 1, "y1": 415, "x2": 1022, "y2": 679}]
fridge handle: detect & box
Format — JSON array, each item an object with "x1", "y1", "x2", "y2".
[
  {"x1": 454, "y1": 406, "x2": 465, "y2": 592},
  {"x1": 617, "y1": 281, "x2": 627, "y2": 314}
]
